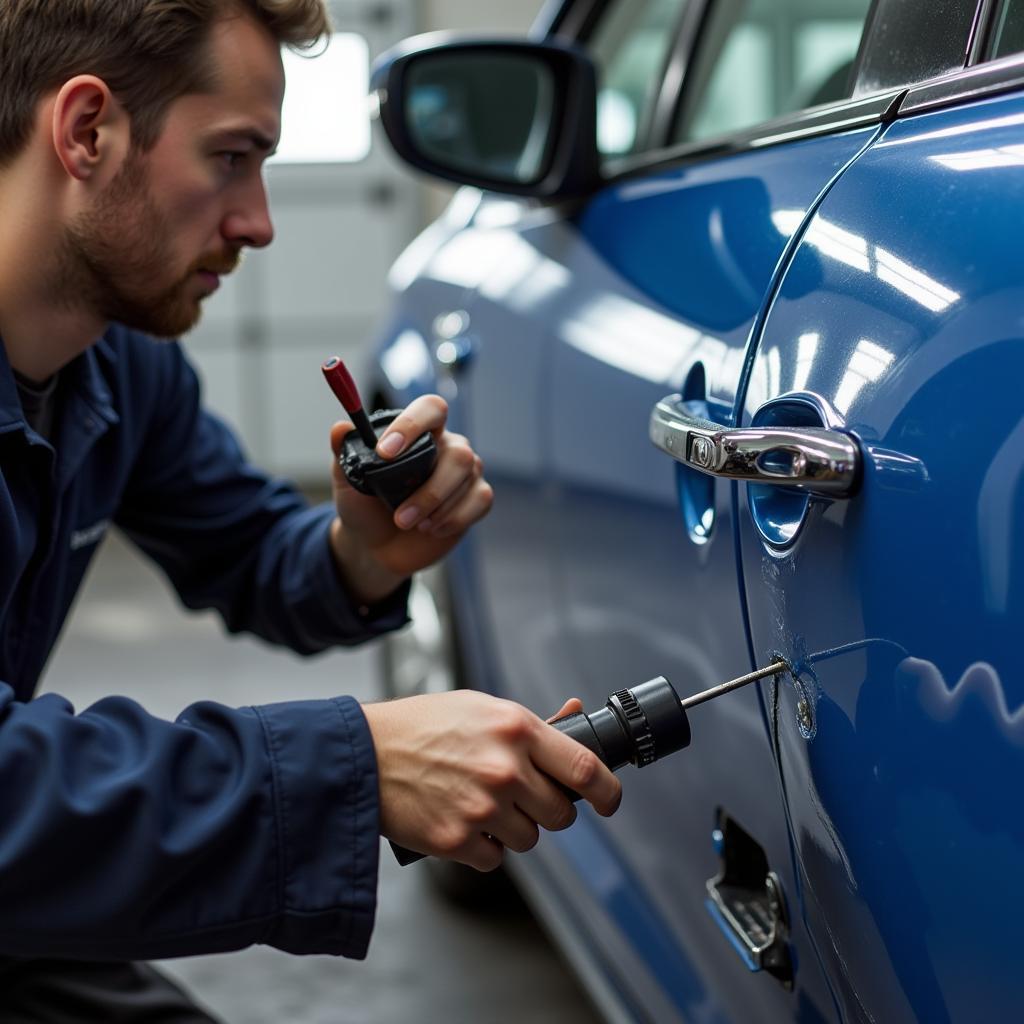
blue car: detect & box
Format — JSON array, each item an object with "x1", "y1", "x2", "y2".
[{"x1": 366, "y1": 0, "x2": 1024, "y2": 1020}]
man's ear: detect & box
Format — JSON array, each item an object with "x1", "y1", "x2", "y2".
[{"x1": 51, "y1": 75, "x2": 131, "y2": 182}]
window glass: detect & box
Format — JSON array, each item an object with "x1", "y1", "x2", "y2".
[
  {"x1": 989, "y1": 0, "x2": 1024, "y2": 60},
  {"x1": 854, "y1": 0, "x2": 976, "y2": 95},
  {"x1": 795, "y1": 21, "x2": 869, "y2": 99},
  {"x1": 587, "y1": 0, "x2": 691, "y2": 157},
  {"x1": 271, "y1": 33, "x2": 371, "y2": 164},
  {"x1": 672, "y1": 0, "x2": 872, "y2": 146}
]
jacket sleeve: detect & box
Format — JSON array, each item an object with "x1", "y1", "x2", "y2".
[
  {"x1": 0, "y1": 685, "x2": 380, "y2": 961},
  {"x1": 114, "y1": 341, "x2": 409, "y2": 654}
]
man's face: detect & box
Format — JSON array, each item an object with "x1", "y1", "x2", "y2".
[{"x1": 60, "y1": 12, "x2": 284, "y2": 338}]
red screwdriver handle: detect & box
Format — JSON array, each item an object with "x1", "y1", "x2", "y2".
[
  {"x1": 322, "y1": 356, "x2": 364, "y2": 413},
  {"x1": 322, "y1": 356, "x2": 379, "y2": 449}
]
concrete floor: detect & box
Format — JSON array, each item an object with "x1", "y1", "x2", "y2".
[{"x1": 43, "y1": 531, "x2": 600, "y2": 1024}]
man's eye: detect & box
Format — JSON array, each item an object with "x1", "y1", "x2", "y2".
[{"x1": 219, "y1": 151, "x2": 247, "y2": 169}]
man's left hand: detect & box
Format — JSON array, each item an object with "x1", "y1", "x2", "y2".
[{"x1": 328, "y1": 394, "x2": 493, "y2": 604}]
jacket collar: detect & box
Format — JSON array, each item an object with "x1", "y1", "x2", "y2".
[{"x1": 0, "y1": 328, "x2": 120, "y2": 434}]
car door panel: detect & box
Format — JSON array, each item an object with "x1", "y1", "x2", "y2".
[
  {"x1": 737, "y1": 91, "x2": 1024, "y2": 1024},
  {"x1": 547, "y1": 137, "x2": 883, "y2": 1023},
  {"x1": 448, "y1": 130, "x2": 886, "y2": 1020}
]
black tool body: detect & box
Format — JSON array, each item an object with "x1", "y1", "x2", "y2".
[
  {"x1": 341, "y1": 410, "x2": 437, "y2": 509},
  {"x1": 549, "y1": 676, "x2": 691, "y2": 800},
  {"x1": 322, "y1": 356, "x2": 438, "y2": 509}
]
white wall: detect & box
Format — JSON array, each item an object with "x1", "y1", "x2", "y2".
[{"x1": 422, "y1": 0, "x2": 545, "y2": 34}]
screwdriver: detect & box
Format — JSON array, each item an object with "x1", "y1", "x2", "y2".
[
  {"x1": 392, "y1": 661, "x2": 787, "y2": 865},
  {"x1": 321, "y1": 355, "x2": 438, "y2": 509},
  {"x1": 549, "y1": 661, "x2": 788, "y2": 795},
  {"x1": 322, "y1": 356, "x2": 380, "y2": 449}
]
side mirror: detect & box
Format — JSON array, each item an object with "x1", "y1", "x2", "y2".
[{"x1": 370, "y1": 34, "x2": 600, "y2": 200}]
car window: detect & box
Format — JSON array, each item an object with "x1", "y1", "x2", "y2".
[
  {"x1": 671, "y1": 0, "x2": 873, "y2": 146},
  {"x1": 587, "y1": 0, "x2": 692, "y2": 158},
  {"x1": 988, "y1": 0, "x2": 1024, "y2": 59},
  {"x1": 854, "y1": 0, "x2": 978, "y2": 95}
]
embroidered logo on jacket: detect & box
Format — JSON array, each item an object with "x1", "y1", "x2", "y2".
[{"x1": 70, "y1": 519, "x2": 110, "y2": 551}]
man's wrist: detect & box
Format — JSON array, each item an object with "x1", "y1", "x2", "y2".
[{"x1": 329, "y1": 517, "x2": 408, "y2": 606}]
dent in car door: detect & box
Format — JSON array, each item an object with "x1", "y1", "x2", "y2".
[{"x1": 737, "y1": 92, "x2": 1024, "y2": 1023}]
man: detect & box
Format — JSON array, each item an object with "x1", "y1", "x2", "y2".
[{"x1": 0, "y1": 0, "x2": 621, "y2": 1017}]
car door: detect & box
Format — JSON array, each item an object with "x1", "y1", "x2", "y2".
[
  {"x1": 451, "y1": 0, "x2": 888, "y2": 1019},
  {"x1": 724, "y1": 3, "x2": 1024, "y2": 1021}
]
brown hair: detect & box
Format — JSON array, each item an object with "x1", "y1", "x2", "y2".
[{"x1": 0, "y1": 0, "x2": 331, "y2": 166}]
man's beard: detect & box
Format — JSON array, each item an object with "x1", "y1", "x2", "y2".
[{"x1": 56, "y1": 153, "x2": 240, "y2": 339}]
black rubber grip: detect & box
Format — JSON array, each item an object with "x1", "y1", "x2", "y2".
[
  {"x1": 550, "y1": 709, "x2": 621, "y2": 801},
  {"x1": 393, "y1": 677, "x2": 690, "y2": 865},
  {"x1": 341, "y1": 409, "x2": 438, "y2": 509}
]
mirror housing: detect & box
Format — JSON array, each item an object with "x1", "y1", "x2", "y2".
[{"x1": 371, "y1": 34, "x2": 600, "y2": 200}]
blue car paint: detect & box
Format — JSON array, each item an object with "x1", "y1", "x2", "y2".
[
  {"x1": 737, "y1": 91, "x2": 1024, "y2": 1023},
  {"x1": 536, "y1": 136, "x2": 892, "y2": 1022},
  {"x1": 552, "y1": 809, "x2": 711, "y2": 1016},
  {"x1": 372, "y1": 131, "x2": 888, "y2": 1021},
  {"x1": 370, "y1": 41, "x2": 1024, "y2": 1024}
]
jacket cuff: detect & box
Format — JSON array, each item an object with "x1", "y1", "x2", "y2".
[
  {"x1": 308, "y1": 505, "x2": 411, "y2": 643},
  {"x1": 254, "y1": 696, "x2": 380, "y2": 958}
]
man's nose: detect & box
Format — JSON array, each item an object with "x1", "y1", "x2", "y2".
[{"x1": 222, "y1": 177, "x2": 275, "y2": 249}]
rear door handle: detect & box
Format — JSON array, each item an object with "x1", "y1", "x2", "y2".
[{"x1": 649, "y1": 395, "x2": 860, "y2": 498}]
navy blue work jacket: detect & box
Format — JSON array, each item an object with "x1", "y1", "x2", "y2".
[{"x1": 0, "y1": 325, "x2": 408, "y2": 961}]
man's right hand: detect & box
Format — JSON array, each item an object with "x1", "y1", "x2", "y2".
[{"x1": 361, "y1": 691, "x2": 622, "y2": 871}]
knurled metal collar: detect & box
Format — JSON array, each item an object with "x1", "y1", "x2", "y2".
[{"x1": 611, "y1": 688, "x2": 656, "y2": 767}]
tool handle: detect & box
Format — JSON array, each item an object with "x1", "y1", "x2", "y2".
[
  {"x1": 550, "y1": 676, "x2": 691, "y2": 799},
  {"x1": 391, "y1": 677, "x2": 690, "y2": 866},
  {"x1": 322, "y1": 356, "x2": 380, "y2": 449},
  {"x1": 549, "y1": 710, "x2": 625, "y2": 802}
]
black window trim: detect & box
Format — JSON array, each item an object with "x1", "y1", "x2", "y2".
[
  {"x1": 548, "y1": 0, "x2": 607, "y2": 42},
  {"x1": 601, "y1": 88, "x2": 904, "y2": 185},
  {"x1": 967, "y1": 0, "x2": 1002, "y2": 63},
  {"x1": 634, "y1": 0, "x2": 707, "y2": 153},
  {"x1": 533, "y1": 0, "x2": 583, "y2": 39},
  {"x1": 646, "y1": 0, "x2": 712, "y2": 146},
  {"x1": 562, "y1": 0, "x2": 702, "y2": 157},
  {"x1": 897, "y1": 48, "x2": 1024, "y2": 116}
]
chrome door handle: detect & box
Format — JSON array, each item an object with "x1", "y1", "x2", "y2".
[{"x1": 649, "y1": 395, "x2": 860, "y2": 498}]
